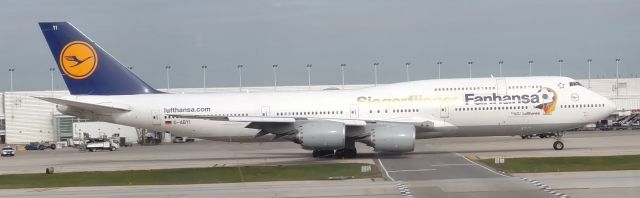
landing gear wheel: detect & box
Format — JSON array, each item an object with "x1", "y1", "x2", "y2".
[
  {"x1": 334, "y1": 148, "x2": 357, "y2": 159},
  {"x1": 553, "y1": 141, "x2": 564, "y2": 150},
  {"x1": 335, "y1": 138, "x2": 357, "y2": 159},
  {"x1": 312, "y1": 150, "x2": 334, "y2": 158},
  {"x1": 344, "y1": 148, "x2": 357, "y2": 158}
]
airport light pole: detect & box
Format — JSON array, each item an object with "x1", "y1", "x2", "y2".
[
  {"x1": 272, "y1": 64, "x2": 278, "y2": 91},
  {"x1": 306, "y1": 64, "x2": 312, "y2": 90},
  {"x1": 437, "y1": 61, "x2": 442, "y2": 79},
  {"x1": 340, "y1": 64, "x2": 346, "y2": 89},
  {"x1": 373, "y1": 62, "x2": 379, "y2": 86},
  {"x1": 467, "y1": 61, "x2": 473, "y2": 79},
  {"x1": 616, "y1": 58, "x2": 621, "y2": 96},
  {"x1": 558, "y1": 59, "x2": 564, "y2": 76},
  {"x1": 201, "y1": 65, "x2": 207, "y2": 92},
  {"x1": 237, "y1": 65, "x2": 243, "y2": 91},
  {"x1": 498, "y1": 60, "x2": 504, "y2": 77},
  {"x1": 528, "y1": 60, "x2": 534, "y2": 76},
  {"x1": 165, "y1": 65, "x2": 171, "y2": 92},
  {"x1": 405, "y1": 62, "x2": 411, "y2": 81},
  {"x1": 8, "y1": 68, "x2": 14, "y2": 91},
  {"x1": 587, "y1": 59, "x2": 592, "y2": 88}
]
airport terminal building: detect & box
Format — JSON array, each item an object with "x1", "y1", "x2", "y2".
[{"x1": 1, "y1": 78, "x2": 639, "y2": 144}]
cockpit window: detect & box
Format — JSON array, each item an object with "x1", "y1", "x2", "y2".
[{"x1": 569, "y1": 82, "x2": 583, "y2": 87}]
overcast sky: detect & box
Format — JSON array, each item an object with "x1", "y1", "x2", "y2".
[{"x1": 1, "y1": 0, "x2": 638, "y2": 91}]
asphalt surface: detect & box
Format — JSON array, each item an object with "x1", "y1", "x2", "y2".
[
  {"x1": 2, "y1": 130, "x2": 640, "y2": 197},
  {"x1": 515, "y1": 170, "x2": 640, "y2": 198},
  {"x1": 375, "y1": 147, "x2": 556, "y2": 197},
  {"x1": 0, "y1": 179, "x2": 399, "y2": 198}
]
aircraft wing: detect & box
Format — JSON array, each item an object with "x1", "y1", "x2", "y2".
[
  {"x1": 166, "y1": 114, "x2": 369, "y2": 126},
  {"x1": 168, "y1": 114, "x2": 446, "y2": 141},
  {"x1": 34, "y1": 97, "x2": 131, "y2": 113},
  {"x1": 168, "y1": 114, "x2": 297, "y2": 123},
  {"x1": 166, "y1": 114, "x2": 432, "y2": 128}
]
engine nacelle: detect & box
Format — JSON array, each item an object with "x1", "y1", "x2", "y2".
[
  {"x1": 296, "y1": 120, "x2": 345, "y2": 150},
  {"x1": 361, "y1": 124, "x2": 415, "y2": 153}
]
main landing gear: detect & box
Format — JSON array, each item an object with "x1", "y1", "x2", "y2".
[
  {"x1": 312, "y1": 149, "x2": 357, "y2": 158},
  {"x1": 312, "y1": 138, "x2": 358, "y2": 158},
  {"x1": 553, "y1": 132, "x2": 565, "y2": 150},
  {"x1": 312, "y1": 150, "x2": 334, "y2": 158}
]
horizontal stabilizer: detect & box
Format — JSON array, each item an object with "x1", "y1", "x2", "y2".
[{"x1": 35, "y1": 97, "x2": 131, "y2": 113}]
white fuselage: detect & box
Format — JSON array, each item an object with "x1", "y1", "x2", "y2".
[{"x1": 61, "y1": 76, "x2": 616, "y2": 141}]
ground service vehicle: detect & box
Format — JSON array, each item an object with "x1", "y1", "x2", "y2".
[
  {"x1": 86, "y1": 139, "x2": 120, "y2": 152},
  {"x1": 24, "y1": 142, "x2": 57, "y2": 150}
]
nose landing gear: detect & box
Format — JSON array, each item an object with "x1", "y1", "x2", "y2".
[
  {"x1": 553, "y1": 141, "x2": 564, "y2": 150},
  {"x1": 553, "y1": 132, "x2": 565, "y2": 150}
]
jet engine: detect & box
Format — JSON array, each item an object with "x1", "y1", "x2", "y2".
[
  {"x1": 360, "y1": 123, "x2": 415, "y2": 153},
  {"x1": 295, "y1": 120, "x2": 346, "y2": 150}
]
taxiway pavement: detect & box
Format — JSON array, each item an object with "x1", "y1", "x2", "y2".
[{"x1": 2, "y1": 130, "x2": 640, "y2": 197}]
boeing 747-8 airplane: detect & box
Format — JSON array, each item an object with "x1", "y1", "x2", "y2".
[{"x1": 37, "y1": 22, "x2": 616, "y2": 158}]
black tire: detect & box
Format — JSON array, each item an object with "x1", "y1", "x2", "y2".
[
  {"x1": 313, "y1": 150, "x2": 335, "y2": 158},
  {"x1": 520, "y1": 135, "x2": 526, "y2": 139},
  {"x1": 334, "y1": 149, "x2": 344, "y2": 158},
  {"x1": 344, "y1": 149, "x2": 357, "y2": 158},
  {"x1": 88, "y1": 148, "x2": 94, "y2": 152},
  {"x1": 553, "y1": 141, "x2": 564, "y2": 150},
  {"x1": 50, "y1": 144, "x2": 57, "y2": 150},
  {"x1": 110, "y1": 147, "x2": 116, "y2": 151}
]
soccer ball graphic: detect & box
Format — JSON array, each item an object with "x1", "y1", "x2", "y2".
[
  {"x1": 535, "y1": 88, "x2": 557, "y2": 115},
  {"x1": 538, "y1": 88, "x2": 555, "y2": 104}
]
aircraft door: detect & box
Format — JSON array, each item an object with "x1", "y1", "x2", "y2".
[
  {"x1": 261, "y1": 106, "x2": 270, "y2": 117},
  {"x1": 439, "y1": 105, "x2": 450, "y2": 118},
  {"x1": 582, "y1": 105, "x2": 592, "y2": 121},
  {"x1": 151, "y1": 111, "x2": 161, "y2": 126},
  {"x1": 350, "y1": 104, "x2": 359, "y2": 119},
  {"x1": 496, "y1": 79, "x2": 507, "y2": 95}
]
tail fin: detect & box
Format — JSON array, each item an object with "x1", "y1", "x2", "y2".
[{"x1": 39, "y1": 22, "x2": 161, "y2": 95}]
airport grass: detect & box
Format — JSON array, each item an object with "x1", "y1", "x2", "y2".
[
  {"x1": 0, "y1": 163, "x2": 379, "y2": 189},
  {"x1": 479, "y1": 155, "x2": 640, "y2": 173}
]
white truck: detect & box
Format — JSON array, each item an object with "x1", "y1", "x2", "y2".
[{"x1": 85, "y1": 139, "x2": 120, "y2": 152}]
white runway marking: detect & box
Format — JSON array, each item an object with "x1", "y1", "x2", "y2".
[
  {"x1": 520, "y1": 177, "x2": 570, "y2": 198},
  {"x1": 455, "y1": 152, "x2": 508, "y2": 177},
  {"x1": 387, "y1": 169, "x2": 437, "y2": 173},
  {"x1": 430, "y1": 163, "x2": 475, "y2": 167},
  {"x1": 395, "y1": 181, "x2": 414, "y2": 198},
  {"x1": 376, "y1": 158, "x2": 395, "y2": 182},
  {"x1": 377, "y1": 157, "x2": 414, "y2": 197}
]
